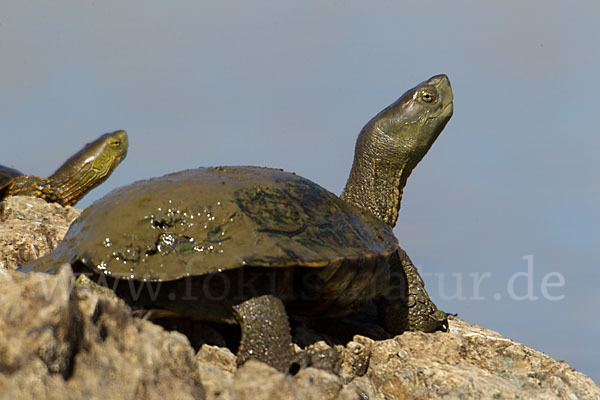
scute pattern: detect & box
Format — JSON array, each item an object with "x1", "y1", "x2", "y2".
[{"x1": 22, "y1": 167, "x2": 398, "y2": 283}]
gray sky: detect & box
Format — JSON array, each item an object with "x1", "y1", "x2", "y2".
[{"x1": 2, "y1": 0, "x2": 599, "y2": 383}]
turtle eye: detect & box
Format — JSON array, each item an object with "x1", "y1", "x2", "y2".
[
  {"x1": 420, "y1": 89, "x2": 436, "y2": 103},
  {"x1": 111, "y1": 139, "x2": 121, "y2": 147}
]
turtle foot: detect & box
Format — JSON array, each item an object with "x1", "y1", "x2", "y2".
[
  {"x1": 377, "y1": 248, "x2": 449, "y2": 334},
  {"x1": 402, "y1": 256, "x2": 449, "y2": 333},
  {"x1": 232, "y1": 295, "x2": 296, "y2": 373},
  {"x1": 409, "y1": 309, "x2": 449, "y2": 333}
]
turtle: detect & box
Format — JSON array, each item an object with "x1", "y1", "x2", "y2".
[
  {"x1": 0, "y1": 130, "x2": 128, "y2": 207},
  {"x1": 20, "y1": 74, "x2": 453, "y2": 372},
  {"x1": 0, "y1": 166, "x2": 23, "y2": 187}
]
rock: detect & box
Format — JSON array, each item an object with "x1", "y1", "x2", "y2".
[
  {"x1": 196, "y1": 361, "x2": 234, "y2": 400},
  {"x1": 0, "y1": 264, "x2": 80, "y2": 380},
  {"x1": 366, "y1": 317, "x2": 600, "y2": 399},
  {"x1": 0, "y1": 197, "x2": 80, "y2": 271},
  {"x1": 2, "y1": 195, "x2": 599, "y2": 399},
  {"x1": 0, "y1": 266, "x2": 204, "y2": 399},
  {"x1": 231, "y1": 360, "x2": 296, "y2": 399},
  {"x1": 337, "y1": 339, "x2": 371, "y2": 382},
  {"x1": 293, "y1": 367, "x2": 344, "y2": 399},
  {"x1": 197, "y1": 345, "x2": 237, "y2": 374}
]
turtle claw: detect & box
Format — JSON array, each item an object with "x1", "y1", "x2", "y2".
[
  {"x1": 414, "y1": 309, "x2": 449, "y2": 333},
  {"x1": 433, "y1": 310, "x2": 450, "y2": 332}
]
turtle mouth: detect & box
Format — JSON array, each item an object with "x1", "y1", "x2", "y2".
[
  {"x1": 424, "y1": 101, "x2": 452, "y2": 122},
  {"x1": 440, "y1": 101, "x2": 454, "y2": 119}
]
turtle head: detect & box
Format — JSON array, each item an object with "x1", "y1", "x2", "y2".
[
  {"x1": 372, "y1": 74, "x2": 453, "y2": 169},
  {"x1": 49, "y1": 130, "x2": 129, "y2": 206},
  {"x1": 104, "y1": 129, "x2": 129, "y2": 163},
  {"x1": 341, "y1": 75, "x2": 453, "y2": 228},
  {"x1": 99, "y1": 130, "x2": 129, "y2": 169}
]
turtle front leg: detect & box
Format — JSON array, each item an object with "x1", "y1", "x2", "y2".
[
  {"x1": 377, "y1": 248, "x2": 448, "y2": 334},
  {"x1": 232, "y1": 295, "x2": 296, "y2": 373}
]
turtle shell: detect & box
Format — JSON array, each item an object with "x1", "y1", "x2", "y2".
[
  {"x1": 0, "y1": 165, "x2": 23, "y2": 188},
  {"x1": 22, "y1": 166, "x2": 402, "y2": 321}
]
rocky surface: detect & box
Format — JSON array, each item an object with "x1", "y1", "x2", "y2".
[
  {"x1": 1, "y1": 196, "x2": 599, "y2": 399},
  {"x1": 0, "y1": 197, "x2": 80, "y2": 271}
]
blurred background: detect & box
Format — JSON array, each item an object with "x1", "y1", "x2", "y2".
[{"x1": 2, "y1": 0, "x2": 598, "y2": 383}]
